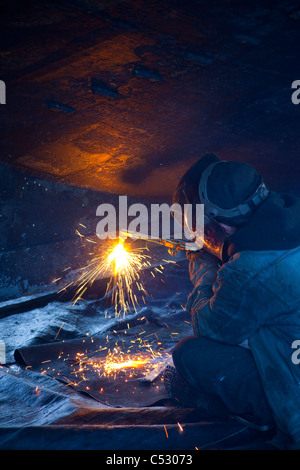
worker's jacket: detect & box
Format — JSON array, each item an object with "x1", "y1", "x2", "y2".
[{"x1": 186, "y1": 247, "x2": 300, "y2": 446}]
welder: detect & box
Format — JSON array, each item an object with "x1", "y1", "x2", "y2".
[{"x1": 164, "y1": 152, "x2": 300, "y2": 449}]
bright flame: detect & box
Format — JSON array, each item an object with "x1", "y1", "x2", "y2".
[
  {"x1": 68, "y1": 238, "x2": 151, "y2": 316},
  {"x1": 109, "y1": 241, "x2": 129, "y2": 274},
  {"x1": 107, "y1": 240, "x2": 150, "y2": 316},
  {"x1": 104, "y1": 357, "x2": 149, "y2": 374},
  {"x1": 71, "y1": 341, "x2": 171, "y2": 381}
]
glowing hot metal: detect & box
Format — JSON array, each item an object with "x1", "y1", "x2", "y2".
[
  {"x1": 104, "y1": 356, "x2": 150, "y2": 375},
  {"x1": 70, "y1": 237, "x2": 151, "y2": 316}
]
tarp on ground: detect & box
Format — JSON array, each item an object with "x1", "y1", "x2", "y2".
[{"x1": 0, "y1": 254, "x2": 275, "y2": 449}]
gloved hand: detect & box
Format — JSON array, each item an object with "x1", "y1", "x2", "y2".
[
  {"x1": 186, "y1": 249, "x2": 220, "y2": 288},
  {"x1": 185, "y1": 250, "x2": 220, "y2": 314}
]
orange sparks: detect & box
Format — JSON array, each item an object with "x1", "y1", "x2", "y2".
[
  {"x1": 54, "y1": 323, "x2": 64, "y2": 341},
  {"x1": 67, "y1": 225, "x2": 177, "y2": 316},
  {"x1": 105, "y1": 240, "x2": 150, "y2": 315},
  {"x1": 177, "y1": 422, "x2": 184, "y2": 433},
  {"x1": 70, "y1": 340, "x2": 171, "y2": 382},
  {"x1": 71, "y1": 237, "x2": 151, "y2": 316},
  {"x1": 104, "y1": 357, "x2": 150, "y2": 375}
]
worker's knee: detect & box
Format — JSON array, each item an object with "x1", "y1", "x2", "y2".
[
  {"x1": 172, "y1": 335, "x2": 227, "y2": 382},
  {"x1": 172, "y1": 335, "x2": 205, "y2": 373}
]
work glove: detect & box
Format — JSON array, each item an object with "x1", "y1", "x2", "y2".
[{"x1": 186, "y1": 249, "x2": 220, "y2": 288}]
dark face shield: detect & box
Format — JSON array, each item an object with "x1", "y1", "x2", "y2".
[
  {"x1": 202, "y1": 215, "x2": 228, "y2": 260},
  {"x1": 172, "y1": 186, "x2": 227, "y2": 260},
  {"x1": 173, "y1": 154, "x2": 268, "y2": 261},
  {"x1": 172, "y1": 185, "x2": 202, "y2": 241}
]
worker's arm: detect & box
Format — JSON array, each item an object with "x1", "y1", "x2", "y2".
[{"x1": 185, "y1": 251, "x2": 259, "y2": 344}]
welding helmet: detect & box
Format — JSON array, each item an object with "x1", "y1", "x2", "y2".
[{"x1": 173, "y1": 153, "x2": 269, "y2": 259}]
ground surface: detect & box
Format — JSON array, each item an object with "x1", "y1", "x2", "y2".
[
  {"x1": 0, "y1": 257, "x2": 275, "y2": 450},
  {"x1": 0, "y1": 0, "x2": 299, "y2": 450}
]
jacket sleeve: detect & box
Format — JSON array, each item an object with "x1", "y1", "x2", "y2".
[{"x1": 186, "y1": 251, "x2": 259, "y2": 344}]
